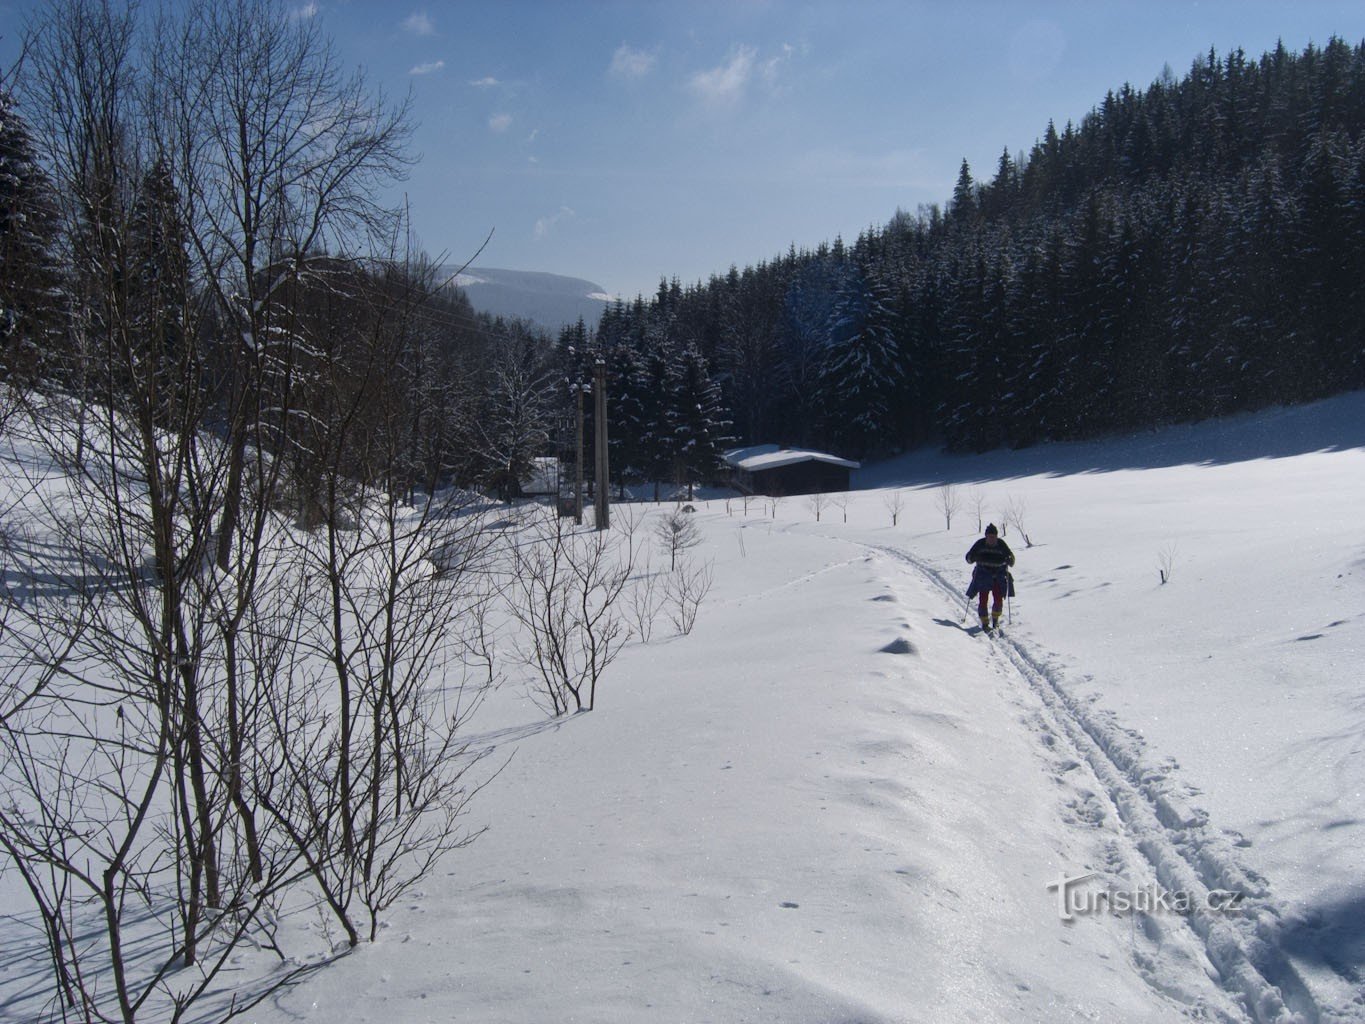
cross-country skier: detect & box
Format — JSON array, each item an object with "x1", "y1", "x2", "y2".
[{"x1": 965, "y1": 523, "x2": 1015, "y2": 632}]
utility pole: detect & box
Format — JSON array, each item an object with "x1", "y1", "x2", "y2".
[
  {"x1": 593, "y1": 356, "x2": 609, "y2": 530},
  {"x1": 574, "y1": 380, "x2": 585, "y2": 526}
]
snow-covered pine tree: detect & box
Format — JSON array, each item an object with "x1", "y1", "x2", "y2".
[
  {"x1": 0, "y1": 87, "x2": 62, "y2": 383},
  {"x1": 817, "y1": 267, "x2": 903, "y2": 457},
  {"x1": 607, "y1": 336, "x2": 648, "y2": 493},
  {"x1": 779, "y1": 253, "x2": 851, "y2": 445},
  {"x1": 668, "y1": 342, "x2": 731, "y2": 500},
  {"x1": 635, "y1": 341, "x2": 677, "y2": 501},
  {"x1": 125, "y1": 158, "x2": 192, "y2": 421}
]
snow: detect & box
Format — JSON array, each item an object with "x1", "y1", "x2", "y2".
[{"x1": 4, "y1": 389, "x2": 1365, "y2": 1022}]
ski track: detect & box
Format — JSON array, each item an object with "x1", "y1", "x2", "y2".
[{"x1": 864, "y1": 539, "x2": 1342, "y2": 1024}]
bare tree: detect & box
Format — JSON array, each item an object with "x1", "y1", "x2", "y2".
[
  {"x1": 18, "y1": 0, "x2": 243, "y2": 994},
  {"x1": 935, "y1": 484, "x2": 960, "y2": 531},
  {"x1": 475, "y1": 333, "x2": 553, "y2": 500},
  {"x1": 970, "y1": 488, "x2": 988, "y2": 531},
  {"x1": 654, "y1": 505, "x2": 701, "y2": 571},
  {"x1": 0, "y1": 5, "x2": 489, "y2": 1022},
  {"x1": 806, "y1": 491, "x2": 828, "y2": 522},
  {"x1": 271, "y1": 241, "x2": 499, "y2": 946},
  {"x1": 831, "y1": 493, "x2": 850, "y2": 523},
  {"x1": 157, "y1": 0, "x2": 414, "y2": 570},
  {"x1": 1003, "y1": 495, "x2": 1033, "y2": 547},
  {"x1": 883, "y1": 488, "x2": 905, "y2": 526}
]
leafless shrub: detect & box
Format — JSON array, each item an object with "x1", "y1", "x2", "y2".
[
  {"x1": 626, "y1": 558, "x2": 666, "y2": 644},
  {"x1": 883, "y1": 489, "x2": 906, "y2": 526},
  {"x1": 283, "y1": 481, "x2": 498, "y2": 946},
  {"x1": 1158, "y1": 541, "x2": 1179, "y2": 585},
  {"x1": 1004, "y1": 495, "x2": 1033, "y2": 547},
  {"x1": 665, "y1": 556, "x2": 715, "y2": 636},
  {"x1": 505, "y1": 509, "x2": 632, "y2": 715},
  {"x1": 935, "y1": 484, "x2": 960, "y2": 531},
  {"x1": 970, "y1": 488, "x2": 988, "y2": 531},
  {"x1": 654, "y1": 506, "x2": 701, "y2": 571}
]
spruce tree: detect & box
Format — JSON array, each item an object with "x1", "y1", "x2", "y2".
[
  {"x1": 817, "y1": 268, "x2": 902, "y2": 456},
  {"x1": 0, "y1": 88, "x2": 62, "y2": 383},
  {"x1": 636, "y1": 342, "x2": 677, "y2": 500},
  {"x1": 668, "y1": 342, "x2": 730, "y2": 499},
  {"x1": 950, "y1": 159, "x2": 977, "y2": 227}
]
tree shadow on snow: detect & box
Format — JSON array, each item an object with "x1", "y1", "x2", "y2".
[
  {"x1": 857, "y1": 389, "x2": 1365, "y2": 487},
  {"x1": 1269, "y1": 890, "x2": 1365, "y2": 984}
]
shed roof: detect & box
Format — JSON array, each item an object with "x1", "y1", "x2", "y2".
[{"x1": 722, "y1": 445, "x2": 861, "y2": 473}]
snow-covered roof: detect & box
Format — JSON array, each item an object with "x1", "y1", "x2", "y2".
[{"x1": 723, "y1": 444, "x2": 861, "y2": 472}]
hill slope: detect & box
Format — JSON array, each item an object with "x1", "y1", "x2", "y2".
[{"x1": 445, "y1": 265, "x2": 612, "y2": 332}]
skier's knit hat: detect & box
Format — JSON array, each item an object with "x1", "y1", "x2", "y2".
[{"x1": 984, "y1": 523, "x2": 998, "y2": 535}]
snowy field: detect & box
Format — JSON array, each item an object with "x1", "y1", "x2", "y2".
[{"x1": 4, "y1": 391, "x2": 1364, "y2": 1023}]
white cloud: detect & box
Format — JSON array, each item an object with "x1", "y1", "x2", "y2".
[
  {"x1": 402, "y1": 11, "x2": 435, "y2": 36},
  {"x1": 610, "y1": 44, "x2": 657, "y2": 79},
  {"x1": 761, "y1": 43, "x2": 794, "y2": 88},
  {"x1": 469, "y1": 76, "x2": 501, "y2": 89},
  {"x1": 689, "y1": 46, "x2": 757, "y2": 104},
  {"x1": 489, "y1": 113, "x2": 513, "y2": 133},
  {"x1": 409, "y1": 60, "x2": 445, "y2": 76},
  {"x1": 534, "y1": 206, "x2": 575, "y2": 241},
  {"x1": 292, "y1": 2, "x2": 319, "y2": 19}
]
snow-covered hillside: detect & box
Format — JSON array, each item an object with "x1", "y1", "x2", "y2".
[
  {"x1": 446, "y1": 266, "x2": 613, "y2": 332},
  {"x1": 3, "y1": 391, "x2": 1362, "y2": 1023}
]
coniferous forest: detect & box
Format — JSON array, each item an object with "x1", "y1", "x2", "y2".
[{"x1": 578, "y1": 37, "x2": 1365, "y2": 463}]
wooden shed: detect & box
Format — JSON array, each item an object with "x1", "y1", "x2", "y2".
[{"x1": 722, "y1": 445, "x2": 860, "y2": 496}]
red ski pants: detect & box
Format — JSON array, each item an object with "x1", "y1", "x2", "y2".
[{"x1": 977, "y1": 581, "x2": 1005, "y2": 616}]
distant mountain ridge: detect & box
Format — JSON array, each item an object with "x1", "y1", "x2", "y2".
[{"x1": 442, "y1": 266, "x2": 613, "y2": 333}]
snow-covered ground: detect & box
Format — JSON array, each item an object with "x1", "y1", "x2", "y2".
[{"x1": 4, "y1": 391, "x2": 1364, "y2": 1022}]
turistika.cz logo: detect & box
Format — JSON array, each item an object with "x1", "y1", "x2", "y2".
[{"x1": 1046, "y1": 871, "x2": 1247, "y2": 922}]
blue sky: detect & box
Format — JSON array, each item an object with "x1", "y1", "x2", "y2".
[{"x1": 4, "y1": 1, "x2": 1364, "y2": 300}]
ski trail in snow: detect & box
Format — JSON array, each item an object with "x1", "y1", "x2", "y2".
[{"x1": 868, "y1": 540, "x2": 1329, "y2": 1024}]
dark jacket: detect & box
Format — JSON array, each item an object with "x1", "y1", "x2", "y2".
[
  {"x1": 965, "y1": 537, "x2": 1015, "y2": 571},
  {"x1": 965, "y1": 537, "x2": 1015, "y2": 598}
]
